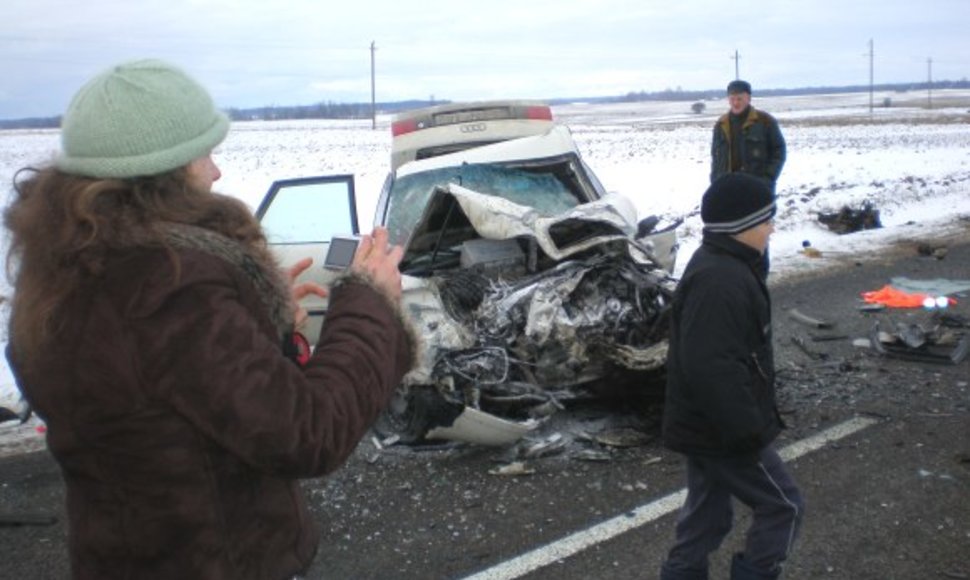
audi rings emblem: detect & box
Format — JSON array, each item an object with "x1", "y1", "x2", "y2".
[{"x1": 459, "y1": 123, "x2": 488, "y2": 133}]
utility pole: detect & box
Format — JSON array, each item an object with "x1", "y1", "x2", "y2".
[
  {"x1": 370, "y1": 41, "x2": 377, "y2": 130},
  {"x1": 867, "y1": 39, "x2": 874, "y2": 118},
  {"x1": 927, "y1": 57, "x2": 933, "y2": 109},
  {"x1": 731, "y1": 50, "x2": 741, "y2": 79}
]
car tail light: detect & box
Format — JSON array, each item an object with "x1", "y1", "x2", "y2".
[
  {"x1": 525, "y1": 106, "x2": 553, "y2": 121},
  {"x1": 392, "y1": 119, "x2": 419, "y2": 137}
]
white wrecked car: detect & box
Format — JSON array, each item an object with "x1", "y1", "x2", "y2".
[{"x1": 257, "y1": 107, "x2": 678, "y2": 446}]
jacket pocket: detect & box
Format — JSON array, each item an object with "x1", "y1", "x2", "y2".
[
  {"x1": 744, "y1": 132, "x2": 766, "y2": 162},
  {"x1": 749, "y1": 350, "x2": 785, "y2": 430}
]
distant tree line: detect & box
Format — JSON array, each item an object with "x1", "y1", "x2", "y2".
[
  {"x1": 224, "y1": 100, "x2": 436, "y2": 121},
  {"x1": 2, "y1": 80, "x2": 968, "y2": 130},
  {"x1": 0, "y1": 116, "x2": 59, "y2": 130},
  {"x1": 0, "y1": 99, "x2": 440, "y2": 130},
  {"x1": 615, "y1": 79, "x2": 970, "y2": 103}
]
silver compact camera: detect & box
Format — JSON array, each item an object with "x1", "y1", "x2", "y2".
[{"x1": 323, "y1": 235, "x2": 361, "y2": 270}]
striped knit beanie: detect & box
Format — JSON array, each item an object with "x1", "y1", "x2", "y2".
[
  {"x1": 701, "y1": 173, "x2": 776, "y2": 234},
  {"x1": 57, "y1": 59, "x2": 229, "y2": 179}
]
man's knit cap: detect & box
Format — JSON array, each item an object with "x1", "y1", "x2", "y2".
[
  {"x1": 701, "y1": 173, "x2": 776, "y2": 234},
  {"x1": 57, "y1": 59, "x2": 229, "y2": 179}
]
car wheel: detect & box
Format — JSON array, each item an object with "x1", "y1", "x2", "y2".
[{"x1": 373, "y1": 387, "x2": 463, "y2": 444}]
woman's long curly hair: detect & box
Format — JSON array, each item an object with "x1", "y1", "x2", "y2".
[{"x1": 4, "y1": 165, "x2": 267, "y2": 357}]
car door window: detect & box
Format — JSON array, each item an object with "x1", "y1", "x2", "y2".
[{"x1": 256, "y1": 175, "x2": 359, "y2": 243}]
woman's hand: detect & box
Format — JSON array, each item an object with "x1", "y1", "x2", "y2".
[
  {"x1": 350, "y1": 227, "x2": 404, "y2": 302},
  {"x1": 286, "y1": 257, "x2": 328, "y2": 328}
]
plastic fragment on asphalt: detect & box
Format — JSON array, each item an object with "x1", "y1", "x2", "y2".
[
  {"x1": 488, "y1": 461, "x2": 535, "y2": 476},
  {"x1": 890, "y1": 276, "x2": 970, "y2": 296},
  {"x1": 372, "y1": 434, "x2": 401, "y2": 450},
  {"x1": 572, "y1": 449, "x2": 612, "y2": 462},
  {"x1": 788, "y1": 308, "x2": 834, "y2": 329},
  {"x1": 592, "y1": 428, "x2": 653, "y2": 448},
  {"x1": 810, "y1": 333, "x2": 849, "y2": 342},
  {"x1": 427, "y1": 406, "x2": 538, "y2": 446},
  {"x1": 520, "y1": 433, "x2": 568, "y2": 459}
]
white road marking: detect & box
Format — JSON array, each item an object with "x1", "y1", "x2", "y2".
[{"x1": 460, "y1": 416, "x2": 878, "y2": 580}]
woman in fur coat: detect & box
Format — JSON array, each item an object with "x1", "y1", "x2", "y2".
[{"x1": 3, "y1": 59, "x2": 416, "y2": 580}]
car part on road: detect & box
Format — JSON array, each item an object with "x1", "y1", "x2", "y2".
[
  {"x1": 817, "y1": 201, "x2": 882, "y2": 234},
  {"x1": 427, "y1": 407, "x2": 540, "y2": 446},
  {"x1": 790, "y1": 335, "x2": 829, "y2": 360},
  {"x1": 788, "y1": 308, "x2": 835, "y2": 329},
  {"x1": 869, "y1": 320, "x2": 969, "y2": 364}
]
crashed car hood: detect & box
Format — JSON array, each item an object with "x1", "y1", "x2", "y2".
[
  {"x1": 389, "y1": 182, "x2": 676, "y2": 445},
  {"x1": 405, "y1": 183, "x2": 658, "y2": 264},
  {"x1": 398, "y1": 183, "x2": 674, "y2": 384}
]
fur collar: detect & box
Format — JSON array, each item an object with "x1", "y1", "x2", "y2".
[
  {"x1": 161, "y1": 223, "x2": 295, "y2": 338},
  {"x1": 159, "y1": 223, "x2": 421, "y2": 372}
]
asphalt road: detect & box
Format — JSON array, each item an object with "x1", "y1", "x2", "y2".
[{"x1": 2, "y1": 232, "x2": 969, "y2": 579}]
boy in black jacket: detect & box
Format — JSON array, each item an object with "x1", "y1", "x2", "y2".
[{"x1": 659, "y1": 173, "x2": 803, "y2": 580}]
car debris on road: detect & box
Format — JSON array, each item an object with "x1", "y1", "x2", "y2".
[{"x1": 869, "y1": 318, "x2": 969, "y2": 365}]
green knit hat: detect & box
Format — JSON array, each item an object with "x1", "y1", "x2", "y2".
[{"x1": 57, "y1": 59, "x2": 230, "y2": 179}]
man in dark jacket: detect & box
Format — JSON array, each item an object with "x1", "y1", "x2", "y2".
[
  {"x1": 711, "y1": 80, "x2": 786, "y2": 193},
  {"x1": 659, "y1": 173, "x2": 803, "y2": 580}
]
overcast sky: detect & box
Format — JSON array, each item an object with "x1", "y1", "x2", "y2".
[{"x1": 2, "y1": 0, "x2": 968, "y2": 119}]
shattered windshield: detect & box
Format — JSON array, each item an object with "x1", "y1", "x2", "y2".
[{"x1": 385, "y1": 163, "x2": 582, "y2": 245}]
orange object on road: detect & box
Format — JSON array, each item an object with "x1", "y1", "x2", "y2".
[{"x1": 861, "y1": 285, "x2": 957, "y2": 308}]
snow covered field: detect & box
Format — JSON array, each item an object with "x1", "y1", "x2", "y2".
[{"x1": 1, "y1": 89, "x2": 969, "y2": 451}]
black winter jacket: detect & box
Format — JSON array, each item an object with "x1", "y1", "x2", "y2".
[
  {"x1": 662, "y1": 233, "x2": 783, "y2": 457},
  {"x1": 710, "y1": 106, "x2": 786, "y2": 188}
]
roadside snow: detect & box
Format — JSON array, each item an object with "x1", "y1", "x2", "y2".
[{"x1": 1, "y1": 90, "x2": 968, "y2": 454}]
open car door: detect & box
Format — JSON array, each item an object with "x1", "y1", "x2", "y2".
[{"x1": 255, "y1": 175, "x2": 359, "y2": 343}]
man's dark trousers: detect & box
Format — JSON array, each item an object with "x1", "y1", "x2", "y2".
[{"x1": 661, "y1": 447, "x2": 803, "y2": 579}]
